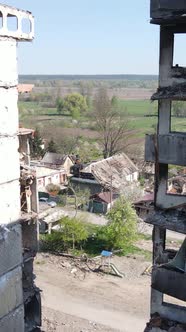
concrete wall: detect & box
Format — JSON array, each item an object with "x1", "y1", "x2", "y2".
[{"x1": 0, "y1": 35, "x2": 24, "y2": 331}]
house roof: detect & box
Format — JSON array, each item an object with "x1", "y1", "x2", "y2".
[
  {"x1": 18, "y1": 84, "x2": 34, "y2": 93},
  {"x1": 91, "y1": 192, "x2": 115, "y2": 204},
  {"x1": 41, "y1": 153, "x2": 69, "y2": 166},
  {"x1": 35, "y1": 166, "x2": 66, "y2": 178},
  {"x1": 18, "y1": 127, "x2": 35, "y2": 136},
  {"x1": 134, "y1": 193, "x2": 154, "y2": 204},
  {"x1": 81, "y1": 154, "x2": 138, "y2": 192}
]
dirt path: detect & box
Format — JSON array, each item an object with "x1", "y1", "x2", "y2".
[{"x1": 35, "y1": 254, "x2": 150, "y2": 332}]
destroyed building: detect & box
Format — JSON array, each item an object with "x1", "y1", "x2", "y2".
[
  {"x1": 145, "y1": 1, "x2": 186, "y2": 331},
  {"x1": 70, "y1": 153, "x2": 139, "y2": 195},
  {"x1": 0, "y1": 4, "x2": 41, "y2": 332}
]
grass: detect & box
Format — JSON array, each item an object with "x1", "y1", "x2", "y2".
[{"x1": 18, "y1": 99, "x2": 186, "y2": 151}]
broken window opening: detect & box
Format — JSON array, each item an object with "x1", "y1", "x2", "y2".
[
  {"x1": 7, "y1": 14, "x2": 18, "y2": 31},
  {"x1": 171, "y1": 101, "x2": 186, "y2": 132},
  {"x1": 167, "y1": 164, "x2": 186, "y2": 196},
  {"x1": 173, "y1": 34, "x2": 186, "y2": 68}
]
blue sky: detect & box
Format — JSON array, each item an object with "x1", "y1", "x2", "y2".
[{"x1": 2, "y1": 0, "x2": 185, "y2": 75}]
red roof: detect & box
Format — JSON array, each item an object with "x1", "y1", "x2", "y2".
[
  {"x1": 90, "y1": 192, "x2": 114, "y2": 204},
  {"x1": 18, "y1": 84, "x2": 34, "y2": 93},
  {"x1": 135, "y1": 193, "x2": 154, "y2": 204}
]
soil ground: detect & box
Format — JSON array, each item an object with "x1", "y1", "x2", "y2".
[
  {"x1": 35, "y1": 223, "x2": 184, "y2": 332},
  {"x1": 35, "y1": 252, "x2": 151, "y2": 332}
]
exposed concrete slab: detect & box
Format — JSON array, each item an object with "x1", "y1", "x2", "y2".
[
  {"x1": 0, "y1": 266, "x2": 23, "y2": 319},
  {"x1": 0, "y1": 305, "x2": 24, "y2": 332},
  {"x1": 0, "y1": 223, "x2": 22, "y2": 277}
]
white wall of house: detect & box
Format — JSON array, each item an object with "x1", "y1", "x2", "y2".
[
  {"x1": 37, "y1": 171, "x2": 67, "y2": 190},
  {"x1": 126, "y1": 171, "x2": 138, "y2": 182},
  {"x1": 63, "y1": 157, "x2": 74, "y2": 175}
]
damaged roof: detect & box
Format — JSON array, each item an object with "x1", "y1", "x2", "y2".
[
  {"x1": 90, "y1": 192, "x2": 117, "y2": 204},
  {"x1": 82, "y1": 154, "x2": 138, "y2": 192},
  {"x1": 41, "y1": 153, "x2": 69, "y2": 166}
]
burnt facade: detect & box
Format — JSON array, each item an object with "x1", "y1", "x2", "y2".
[{"x1": 145, "y1": 1, "x2": 186, "y2": 330}]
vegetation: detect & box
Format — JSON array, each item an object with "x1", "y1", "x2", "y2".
[
  {"x1": 46, "y1": 183, "x2": 60, "y2": 195},
  {"x1": 104, "y1": 198, "x2": 137, "y2": 251},
  {"x1": 47, "y1": 138, "x2": 59, "y2": 153},
  {"x1": 93, "y1": 89, "x2": 132, "y2": 158},
  {"x1": 41, "y1": 198, "x2": 138, "y2": 256},
  {"x1": 56, "y1": 93, "x2": 88, "y2": 119},
  {"x1": 172, "y1": 101, "x2": 186, "y2": 118},
  {"x1": 30, "y1": 128, "x2": 44, "y2": 158}
]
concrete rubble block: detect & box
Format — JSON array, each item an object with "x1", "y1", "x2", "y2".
[
  {"x1": 0, "y1": 266, "x2": 23, "y2": 319},
  {"x1": 0, "y1": 305, "x2": 24, "y2": 332},
  {"x1": 0, "y1": 223, "x2": 22, "y2": 277},
  {"x1": 0, "y1": 87, "x2": 18, "y2": 135},
  {"x1": 0, "y1": 38, "x2": 17, "y2": 87},
  {"x1": 0, "y1": 179, "x2": 20, "y2": 223},
  {"x1": 0, "y1": 136, "x2": 20, "y2": 184}
]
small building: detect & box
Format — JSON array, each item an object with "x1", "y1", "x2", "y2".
[
  {"x1": 89, "y1": 192, "x2": 118, "y2": 214},
  {"x1": 134, "y1": 193, "x2": 154, "y2": 219},
  {"x1": 34, "y1": 166, "x2": 67, "y2": 192},
  {"x1": 41, "y1": 152, "x2": 74, "y2": 175},
  {"x1": 70, "y1": 153, "x2": 139, "y2": 195},
  {"x1": 18, "y1": 84, "x2": 34, "y2": 94}
]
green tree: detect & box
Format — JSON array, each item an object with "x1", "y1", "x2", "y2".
[
  {"x1": 47, "y1": 138, "x2": 59, "y2": 153},
  {"x1": 30, "y1": 128, "x2": 43, "y2": 158},
  {"x1": 60, "y1": 217, "x2": 88, "y2": 250},
  {"x1": 62, "y1": 93, "x2": 88, "y2": 118},
  {"x1": 56, "y1": 97, "x2": 64, "y2": 114},
  {"x1": 104, "y1": 197, "x2": 137, "y2": 251}
]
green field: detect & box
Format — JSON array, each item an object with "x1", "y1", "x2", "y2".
[{"x1": 19, "y1": 99, "x2": 186, "y2": 148}]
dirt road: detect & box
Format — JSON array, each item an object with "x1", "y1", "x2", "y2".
[{"x1": 35, "y1": 254, "x2": 150, "y2": 332}]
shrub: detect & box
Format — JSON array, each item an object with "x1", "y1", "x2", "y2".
[
  {"x1": 46, "y1": 183, "x2": 60, "y2": 195},
  {"x1": 104, "y1": 197, "x2": 137, "y2": 251},
  {"x1": 60, "y1": 217, "x2": 88, "y2": 250}
]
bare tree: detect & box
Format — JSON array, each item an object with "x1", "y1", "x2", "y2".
[{"x1": 93, "y1": 89, "x2": 133, "y2": 158}]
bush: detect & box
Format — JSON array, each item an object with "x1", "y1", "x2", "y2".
[
  {"x1": 40, "y1": 217, "x2": 88, "y2": 253},
  {"x1": 46, "y1": 183, "x2": 60, "y2": 195},
  {"x1": 40, "y1": 232, "x2": 65, "y2": 252},
  {"x1": 104, "y1": 197, "x2": 137, "y2": 251}
]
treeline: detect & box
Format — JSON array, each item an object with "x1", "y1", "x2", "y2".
[{"x1": 19, "y1": 76, "x2": 158, "y2": 89}]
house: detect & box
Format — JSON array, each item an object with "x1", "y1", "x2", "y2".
[
  {"x1": 89, "y1": 192, "x2": 118, "y2": 214},
  {"x1": 134, "y1": 193, "x2": 154, "y2": 219},
  {"x1": 41, "y1": 152, "x2": 74, "y2": 175},
  {"x1": 70, "y1": 153, "x2": 139, "y2": 195},
  {"x1": 18, "y1": 84, "x2": 34, "y2": 94},
  {"x1": 34, "y1": 166, "x2": 67, "y2": 192}
]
